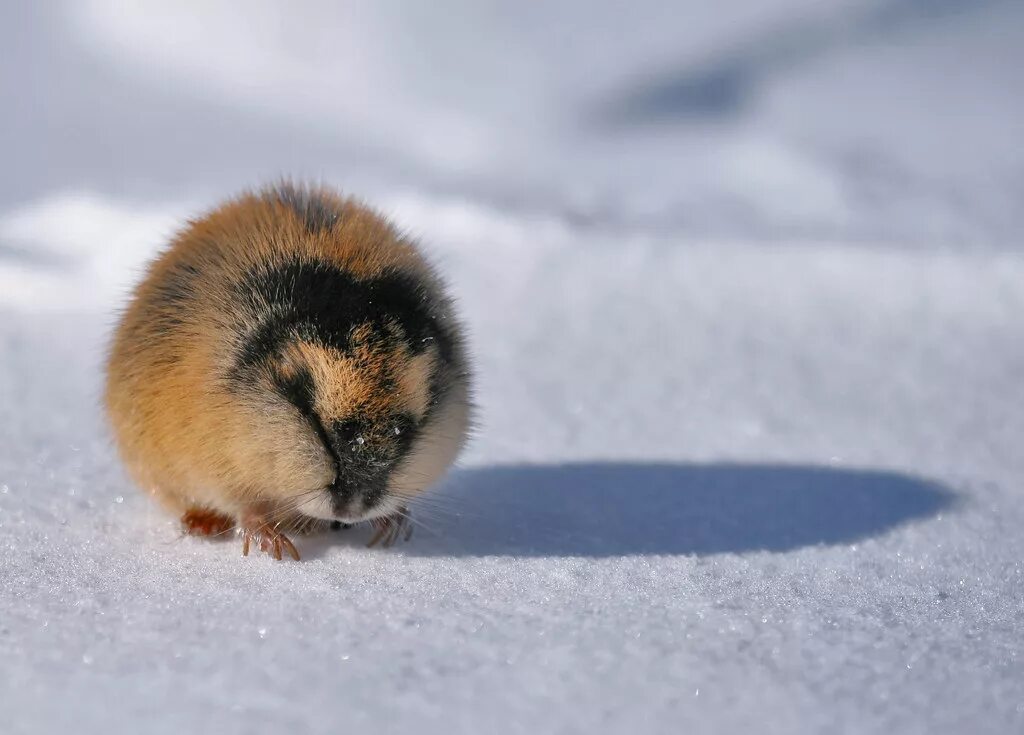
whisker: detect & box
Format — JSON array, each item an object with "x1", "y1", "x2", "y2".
[
  {"x1": 405, "y1": 496, "x2": 482, "y2": 521},
  {"x1": 394, "y1": 506, "x2": 444, "y2": 539}
]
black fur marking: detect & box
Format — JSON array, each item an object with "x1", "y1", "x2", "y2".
[
  {"x1": 327, "y1": 426, "x2": 391, "y2": 513},
  {"x1": 233, "y1": 259, "x2": 456, "y2": 372},
  {"x1": 332, "y1": 419, "x2": 361, "y2": 445},
  {"x1": 234, "y1": 318, "x2": 297, "y2": 378},
  {"x1": 228, "y1": 258, "x2": 465, "y2": 516},
  {"x1": 272, "y1": 366, "x2": 315, "y2": 415},
  {"x1": 271, "y1": 184, "x2": 341, "y2": 233},
  {"x1": 269, "y1": 365, "x2": 422, "y2": 518},
  {"x1": 272, "y1": 366, "x2": 341, "y2": 482}
]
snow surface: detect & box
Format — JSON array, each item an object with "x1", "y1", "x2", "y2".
[{"x1": 2, "y1": 2, "x2": 1023, "y2": 734}]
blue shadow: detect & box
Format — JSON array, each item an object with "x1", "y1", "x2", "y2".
[{"x1": 398, "y1": 462, "x2": 953, "y2": 557}]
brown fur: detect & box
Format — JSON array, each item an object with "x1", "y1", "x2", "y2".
[{"x1": 104, "y1": 185, "x2": 470, "y2": 550}]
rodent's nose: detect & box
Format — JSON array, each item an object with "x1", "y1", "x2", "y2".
[{"x1": 328, "y1": 465, "x2": 390, "y2": 519}]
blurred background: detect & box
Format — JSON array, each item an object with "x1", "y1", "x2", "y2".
[
  {"x1": 4, "y1": 4, "x2": 1024, "y2": 733},
  {"x1": 2, "y1": 0, "x2": 1022, "y2": 311}
]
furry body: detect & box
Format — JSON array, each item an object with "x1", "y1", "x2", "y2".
[{"x1": 105, "y1": 184, "x2": 471, "y2": 558}]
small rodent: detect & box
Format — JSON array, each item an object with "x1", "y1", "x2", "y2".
[{"x1": 105, "y1": 183, "x2": 471, "y2": 560}]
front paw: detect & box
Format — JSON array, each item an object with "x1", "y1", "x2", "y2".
[{"x1": 240, "y1": 519, "x2": 300, "y2": 561}]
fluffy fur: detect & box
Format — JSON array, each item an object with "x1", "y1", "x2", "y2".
[{"x1": 105, "y1": 183, "x2": 471, "y2": 559}]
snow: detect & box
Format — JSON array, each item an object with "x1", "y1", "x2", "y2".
[{"x1": 2, "y1": 2, "x2": 1024, "y2": 734}]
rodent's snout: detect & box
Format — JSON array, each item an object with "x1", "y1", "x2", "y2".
[
  {"x1": 327, "y1": 472, "x2": 392, "y2": 521},
  {"x1": 294, "y1": 408, "x2": 419, "y2": 522},
  {"x1": 325, "y1": 429, "x2": 404, "y2": 521}
]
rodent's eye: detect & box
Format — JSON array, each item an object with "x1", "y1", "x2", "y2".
[
  {"x1": 391, "y1": 414, "x2": 417, "y2": 450},
  {"x1": 333, "y1": 419, "x2": 360, "y2": 445},
  {"x1": 392, "y1": 414, "x2": 414, "y2": 435}
]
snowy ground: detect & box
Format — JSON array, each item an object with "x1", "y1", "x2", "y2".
[{"x1": 2, "y1": 2, "x2": 1023, "y2": 734}]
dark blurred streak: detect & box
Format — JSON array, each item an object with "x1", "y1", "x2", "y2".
[
  {"x1": 0, "y1": 242, "x2": 76, "y2": 270},
  {"x1": 594, "y1": 0, "x2": 1006, "y2": 126}
]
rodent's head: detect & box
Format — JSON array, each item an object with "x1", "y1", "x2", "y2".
[
  {"x1": 223, "y1": 253, "x2": 471, "y2": 524},
  {"x1": 241, "y1": 322, "x2": 468, "y2": 523}
]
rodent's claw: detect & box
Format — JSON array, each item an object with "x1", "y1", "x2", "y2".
[{"x1": 240, "y1": 520, "x2": 300, "y2": 561}]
